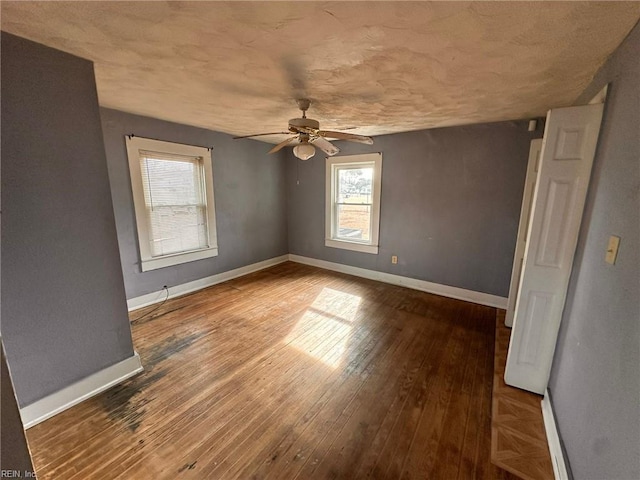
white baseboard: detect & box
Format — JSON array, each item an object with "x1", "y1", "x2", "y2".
[
  {"x1": 20, "y1": 352, "x2": 143, "y2": 429},
  {"x1": 542, "y1": 390, "x2": 570, "y2": 480},
  {"x1": 288, "y1": 254, "x2": 508, "y2": 309},
  {"x1": 127, "y1": 254, "x2": 506, "y2": 311},
  {"x1": 127, "y1": 255, "x2": 289, "y2": 311}
]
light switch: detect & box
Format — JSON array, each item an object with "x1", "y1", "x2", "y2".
[{"x1": 605, "y1": 235, "x2": 620, "y2": 265}]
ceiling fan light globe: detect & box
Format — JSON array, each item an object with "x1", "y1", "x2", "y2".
[{"x1": 293, "y1": 143, "x2": 316, "y2": 160}]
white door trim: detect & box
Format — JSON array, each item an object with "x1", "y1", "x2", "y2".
[
  {"x1": 588, "y1": 84, "x2": 609, "y2": 105},
  {"x1": 506, "y1": 139, "x2": 542, "y2": 327}
]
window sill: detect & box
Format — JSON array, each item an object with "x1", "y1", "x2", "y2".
[
  {"x1": 140, "y1": 246, "x2": 218, "y2": 272},
  {"x1": 325, "y1": 238, "x2": 378, "y2": 254}
]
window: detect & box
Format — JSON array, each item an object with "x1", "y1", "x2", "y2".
[
  {"x1": 325, "y1": 153, "x2": 382, "y2": 254},
  {"x1": 126, "y1": 136, "x2": 218, "y2": 271}
]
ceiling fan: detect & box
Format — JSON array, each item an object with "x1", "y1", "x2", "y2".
[{"x1": 233, "y1": 99, "x2": 373, "y2": 160}]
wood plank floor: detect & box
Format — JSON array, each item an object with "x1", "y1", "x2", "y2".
[
  {"x1": 491, "y1": 312, "x2": 554, "y2": 480},
  {"x1": 26, "y1": 262, "x2": 518, "y2": 479}
]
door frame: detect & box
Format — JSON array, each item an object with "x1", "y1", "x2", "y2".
[{"x1": 505, "y1": 139, "x2": 542, "y2": 327}]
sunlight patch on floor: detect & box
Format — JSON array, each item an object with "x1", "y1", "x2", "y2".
[{"x1": 284, "y1": 288, "x2": 362, "y2": 368}]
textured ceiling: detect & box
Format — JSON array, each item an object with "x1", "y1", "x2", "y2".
[{"x1": 2, "y1": 2, "x2": 639, "y2": 142}]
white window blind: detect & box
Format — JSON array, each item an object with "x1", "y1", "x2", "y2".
[
  {"x1": 139, "y1": 150, "x2": 209, "y2": 257},
  {"x1": 126, "y1": 136, "x2": 218, "y2": 272}
]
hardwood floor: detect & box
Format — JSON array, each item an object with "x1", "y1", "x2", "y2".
[
  {"x1": 491, "y1": 312, "x2": 554, "y2": 480},
  {"x1": 26, "y1": 262, "x2": 518, "y2": 479}
]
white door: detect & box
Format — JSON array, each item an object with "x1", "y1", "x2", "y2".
[
  {"x1": 505, "y1": 139, "x2": 542, "y2": 327},
  {"x1": 505, "y1": 104, "x2": 604, "y2": 394}
]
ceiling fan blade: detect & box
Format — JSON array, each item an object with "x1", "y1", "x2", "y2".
[
  {"x1": 318, "y1": 130, "x2": 374, "y2": 145},
  {"x1": 310, "y1": 136, "x2": 340, "y2": 156},
  {"x1": 268, "y1": 136, "x2": 298, "y2": 154},
  {"x1": 233, "y1": 132, "x2": 294, "y2": 140}
]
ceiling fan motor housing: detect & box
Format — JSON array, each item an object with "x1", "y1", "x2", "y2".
[{"x1": 289, "y1": 117, "x2": 319, "y2": 132}]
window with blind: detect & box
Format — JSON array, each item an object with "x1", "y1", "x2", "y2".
[
  {"x1": 325, "y1": 153, "x2": 382, "y2": 254},
  {"x1": 126, "y1": 136, "x2": 218, "y2": 271}
]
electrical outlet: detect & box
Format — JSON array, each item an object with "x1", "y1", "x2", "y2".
[{"x1": 391, "y1": 255, "x2": 398, "y2": 264}]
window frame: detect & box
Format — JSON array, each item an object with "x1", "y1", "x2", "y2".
[
  {"x1": 125, "y1": 136, "x2": 218, "y2": 272},
  {"x1": 325, "y1": 153, "x2": 382, "y2": 254}
]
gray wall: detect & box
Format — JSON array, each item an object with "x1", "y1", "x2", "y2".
[
  {"x1": 100, "y1": 109, "x2": 289, "y2": 299},
  {"x1": 1, "y1": 33, "x2": 135, "y2": 406},
  {"x1": 548, "y1": 22, "x2": 640, "y2": 480},
  {"x1": 287, "y1": 121, "x2": 541, "y2": 297}
]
